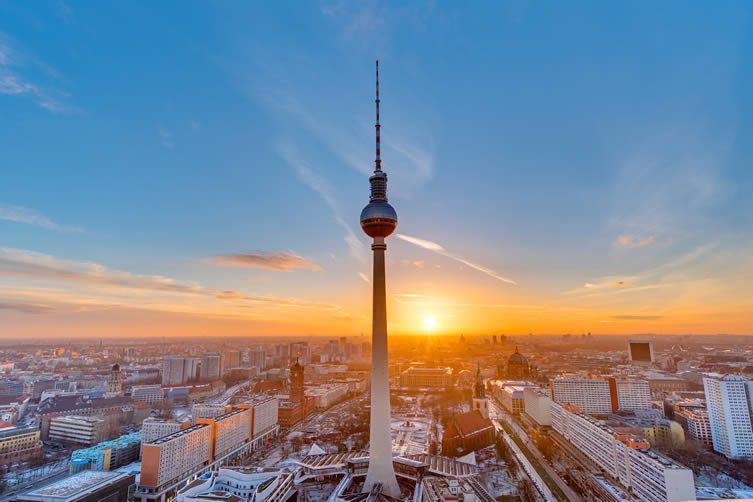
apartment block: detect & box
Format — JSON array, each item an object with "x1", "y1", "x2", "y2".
[{"x1": 551, "y1": 402, "x2": 695, "y2": 502}]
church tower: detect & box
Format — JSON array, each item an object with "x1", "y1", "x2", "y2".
[{"x1": 472, "y1": 361, "x2": 489, "y2": 419}]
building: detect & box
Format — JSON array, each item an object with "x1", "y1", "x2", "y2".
[
  {"x1": 522, "y1": 387, "x2": 552, "y2": 428},
  {"x1": 162, "y1": 356, "x2": 199, "y2": 386},
  {"x1": 506, "y1": 347, "x2": 530, "y2": 379},
  {"x1": 191, "y1": 404, "x2": 229, "y2": 423},
  {"x1": 197, "y1": 408, "x2": 252, "y2": 460},
  {"x1": 17, "y1": 470, "x2": 135, "y2": 502},
  {"x1": 612, "y1": 378, "x2": 652, "y2": 412},
  {"x1": 200, "y1": 353, "x2": 223, "y2": 381},
  {"x1": 611, "y1": 415, "x2": 685, "y2": 449},
  {"x1": 70, "y1": 431, "x2": 141, "y2": 471},
  {"x1": 290, "y1": 360, "x2": 304, "y2": 404},
  {"x1": 108, "y1": 364, "x2": 124, "y2": 395},
  {"x1": 0, "y1": 423, "x2": 42, "y2": 468},
  {"x1": 441, "y1": 410, "x2": 495, "y2": 457},
  {"x1": 0, "y1": 379, "x2": 24, "y2": 398},
  {"x1": 551, "y1": 402, "x2": 695, "y2": 502},
  {"x1": 703, "y1": 374, "x2": 753, "y2": 458},
  {"x1": 674, "y1": 407, "x2": 712, "y2": 447},
  {"x1": 628, "y1": 340, "x2": 655, "y2": 366},
  {"x1": 140, "y1": 424, "x2": 214, "y2": 496},
  {"x1": 176, "y1": 468, "x2": 291, "y2": 502},
  {"x1": 399, "y1": 367, "x2": 453, "y2": 389},
  {"x1": 141, "y1": 417, "x2": 191, "y2": 444},
  {"x1": 251, "y1": 396, "x2": 279, "y2": 446},
  {"x1": 38, "y1": 395, "x2": 151, "y2": 440},
  {"x1": 224, "y1": 350, "x2": 241, "y2": 370},
  {"x1": 49, "y1": 415, "x2": 106, "y2": 446},
  {"x1": 132, "y1": 384, "x2": 165, "y2": 404},
  {"x1": 307, "y1": 383, "x2": 349, "y2": 409},
  {"x1": 247, "y1": 348, "x2": 266, "y2": 371},
  {"x1": 551, "y1": 376, "x2": 614, "y2": 414},
  {"x1": 492, "y1": 381, "x2": 537, "y2": 416},
  {"x1": 471, "y1": 362, "x2": 489, "y2": 419}
]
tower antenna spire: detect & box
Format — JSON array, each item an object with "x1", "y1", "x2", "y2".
[{"x1": 375, "y1": 59, "x2": 381, "y2": 172}]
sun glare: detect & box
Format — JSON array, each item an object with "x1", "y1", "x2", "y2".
[{"x1": 423, "y1": 314, "x2": 437, "y2": 332}]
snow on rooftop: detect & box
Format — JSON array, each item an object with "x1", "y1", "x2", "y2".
[{"x1": 26, "y1": 470, "x2": 122, "y2": 498}]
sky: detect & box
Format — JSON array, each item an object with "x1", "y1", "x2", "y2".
[{"x1": 1, "y1": 1, "x2": 752, "y2": 338}]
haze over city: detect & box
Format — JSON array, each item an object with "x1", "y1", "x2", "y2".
[{"x1": 3, "y1": 2, "x2": 753, "y2": 338}]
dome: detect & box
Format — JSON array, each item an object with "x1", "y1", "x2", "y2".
[
  {"x1": 508, "y1": 351, "x2": 528, "y2": 365},
  {"x1": 111, "y1": 363, "x2": 120, "y2": 372},
  {"x1": 360, "y1": 201, "x2": 398, "y2": 238}
]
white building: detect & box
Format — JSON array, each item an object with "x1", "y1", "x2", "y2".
[
  {"x1": 675, "y1": 407, "x2": 712, "y2": 447},
  {"x1": 703, "y1": 374, "x2": 753, "y2": 458},
  {"x1": 48, "y1": 415, "x2": 105, "y2": 446},
  {"x1": 251, "y1": 396, "x2": 278, "y2": 444},
  {"x1": 176, "y1": 468, "x2": 293, "y2": 502},
  {"x1": 141, "y1": 417, "x2": 188, "y2": 444},
  {"x1": 200, "y1": 354, "x2": 223, "y2": 381},
  {"x1": 132, "y1": 385, "x2": 164, "y2": 404},
  {"x1": 551, "y1": 377, "x2": 613, "y2": 414},
  {"x1": 191, "y1": 404, "x2": 229, "y2": 423},
  {"x1": 523, "y1": 387, "x2": 552, "y2": 427},
  {"x1": 162, "y1": 356, "x2": 199, "y2": 386},
  {"x1": 614, "y1": 379, "x2": 652, "y2": 412},
  {"x1": 307, "y1": 383, "x2": 349, "y2": 409},
  {"x1": 551, "y1": 402, "x2": 695, "y2": 502}
]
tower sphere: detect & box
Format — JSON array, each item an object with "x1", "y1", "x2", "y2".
[{"x1": 360, "y1": 201, "x2": 397, "y2": 238}]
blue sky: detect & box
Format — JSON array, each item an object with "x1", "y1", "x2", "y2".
[{"x1": 1, "y1": 1, "x2": 752, "y2": 337}]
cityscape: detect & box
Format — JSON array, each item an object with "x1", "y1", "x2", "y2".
[{"x1": 2, "y1": 2, "x2": 753, "y2": 502}]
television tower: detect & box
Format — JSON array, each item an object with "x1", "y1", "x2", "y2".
[{"x1": 360, "y1": 59, "x2": 400, "y2": 497}]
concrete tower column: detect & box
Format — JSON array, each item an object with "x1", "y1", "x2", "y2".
[{"x1": 364, "y1": 237, "x2": 399, "y2": 497}]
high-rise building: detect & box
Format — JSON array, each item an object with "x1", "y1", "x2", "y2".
[
  {"x1": 247, "y1": 348, "x2": 266, "y2": 371},
  {"x1": 703, "y1": 374, "x2": 753, "y2": 458},
  {"x1": 140, "y1": 424, "x2": 213, "y2": 492},
  {"x1": 551, "y1": 377, "x2": 614, "y2": 414},
  {"x1": 674, "y1": 407, "x2": 712, "y2": 448},
  {"x1": 359, "y1": 59, "x2": 400, "y2": 497},
  {"x1": 224, "y1": 350, "x2": 241, "y2": 370},
  {"x1": 290, "y1": 360, "x2": 304, "y2": 405},
  {"x1": 612, "y1": 378, "x2": 652, "y2": 412},
  {"x1": 200, "y1": 353, "x2": 223, "y2": 381},
  {"x1": 141, "y1": 417, "x2": 190, "y2": 444},
  {"x1": 552, "y1": 402, "x2": 695, "y2": 502},
  {"x1": 289, "y1": 342, "x2": 311, "y2": 365},
  {"x1": 162, "y1": 356, "x2": 199, "y2": 386}
]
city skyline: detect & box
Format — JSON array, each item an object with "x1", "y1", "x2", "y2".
[{"x1": 3, "y1": 1, "x2": 753, "y2": 338}]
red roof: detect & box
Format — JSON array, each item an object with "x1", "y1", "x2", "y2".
[
  {"x1": 253, "y1": 380, "x2": 285, "y2": 393},
  {"x1": 452, "y1": 411, "x2": 493, "y2": 438}
]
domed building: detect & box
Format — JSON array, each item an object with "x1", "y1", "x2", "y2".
[{"x1": 506, "y1": 347, "x2": 530, "y2": 380}]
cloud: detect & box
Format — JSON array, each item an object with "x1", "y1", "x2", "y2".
[
  {"x1": 610, "y1": 315, "x2": 664, "y2": 321},
  {"x1": 359, "y1": 272, "x2": 370, "y2": 283},
  {"x1": 0, "y1": 36, "x2": 69, "y2": 112},
  {"x1": 0, "y1": 247, "x2": 337, "y2": 311},
  {"x1": 0, "y1": 300, "x2": 56, "y2": 315},
  {"x1": 276, "y1": 140, "x2": 366, "y2": 262},
  {"x1": 210, "y1": 251, "x2": 321, "y2": 272},
  {"x1": 396, "y1": 233, "x2": 516, "y2": 285},
  {"x1": 0, "y1": 204, "x2": 83, "y2": 232},
  {"x1": 616, "y1": 234, "x2": 656, "y2": 249}
]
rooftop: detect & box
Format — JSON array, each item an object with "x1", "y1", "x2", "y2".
[{"x1": 22, "y1": 471, "x2": 130, "y2": 500}]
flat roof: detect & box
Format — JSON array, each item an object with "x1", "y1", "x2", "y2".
[
  {"x1": 146, "y1": 423, "x2": 208, "y2": 445},
  {"x1": 22, "y1": 471, "x2": 130, "y2": 500}
]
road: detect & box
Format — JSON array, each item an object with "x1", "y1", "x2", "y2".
[
  {"x1": 489, "y1": 401, "x2": 584, "y2": 502},
  {"x1": 205, "y1": 380, "x2": 254, "y2": 405}
]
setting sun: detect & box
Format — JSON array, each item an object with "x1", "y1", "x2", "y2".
[{"x1": 423, "y1": 314, "x2": 438, "y2": 332}]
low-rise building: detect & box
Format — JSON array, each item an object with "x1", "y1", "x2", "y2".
[
  {"x1": 49, "y1": 415, "x2": 106, "y2": 446},
  {"x1": 0, "y1": 423, "x2": 42, "y2": 468},
  {"x1": 71, "y1": 431, "x2": 141, "y2": 471},
  {"x1": 17, "y1": 470, "x2": 135, "y2": 502},
  {"x1": 399, "y1": 367, "x2": 453, "y2": 389},
  {"x1": 132, "y1": 385, "x2": 164, "y2": 404},
  {"x1": 441, "y1": 410, "x2": 495, "y2": 457}
]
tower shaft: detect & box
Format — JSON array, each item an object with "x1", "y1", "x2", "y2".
[{"x1": 364, "y1": 237, "x2": 400, "y2": 497}]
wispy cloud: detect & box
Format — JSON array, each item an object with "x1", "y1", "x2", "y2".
[
  {"x1": 359, "y1": 272, "x2": 370, "y2": 283},
  {"x1": 396, "y1": 233, "x2": 516, "y2": 285},
  {"x1": 610, "y1": 314, "x2": 663, "y2": 321},
  {"x1": 0, "y1": 35, "x2": 69, "y2": 112},
  {"x1": 616, "y1": 234, "x2": 655, "y2": 249},
  {"x1": 210, "y1": 251, "x2": 321, "y2": 272},
  {"x1": 0, "y1": 204, "x2": 82, "y2": 232},
  {"x1": 276, "y1": 140, "x2": 366, "y2": 262},
  {"x1": 0, "y1": 247, "x2": 339, "y2": 312}
]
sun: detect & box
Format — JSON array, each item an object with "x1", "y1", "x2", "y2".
[{"x1": 423, "y1": 314, "x2": 438, "y2": 332}]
